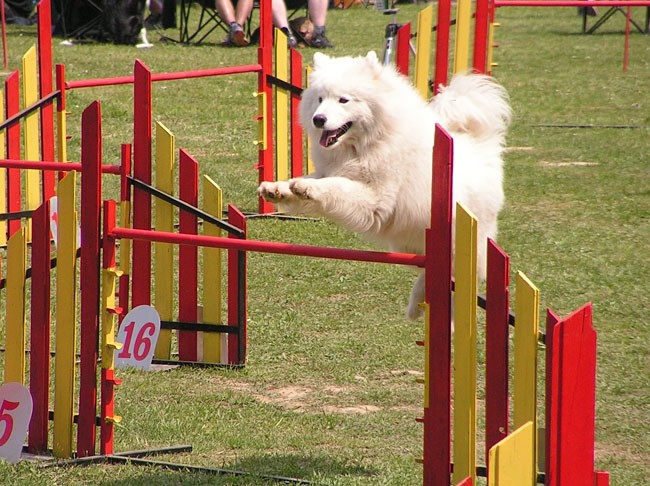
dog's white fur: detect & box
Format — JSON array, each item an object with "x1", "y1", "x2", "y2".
[{"x1": 258, "y1": 52, "x2": 511, "y2": 319}]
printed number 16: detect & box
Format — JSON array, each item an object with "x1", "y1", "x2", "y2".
[{"x1": 116, "y1": 321, "x2": 156, "y2": 361}]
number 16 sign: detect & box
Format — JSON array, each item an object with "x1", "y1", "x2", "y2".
[{"x1": 115, "y1": 305, "x2": 161, "y2": 371}]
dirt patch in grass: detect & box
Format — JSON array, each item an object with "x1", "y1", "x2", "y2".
[{"x1": 205, "y1": 373, "x2": 421, "y2": 414}]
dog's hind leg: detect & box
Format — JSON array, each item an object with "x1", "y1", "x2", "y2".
[
  {"x1": 406, "y1": 271, "x2": 454, "y2": 331},
  {"x1": 406, "y1": 272, "x2": 425, "y2": 320}
]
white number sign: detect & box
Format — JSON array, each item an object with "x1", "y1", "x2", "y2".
[
  {"x1": 115, "y1": 305, "x2": 161, "y2": 370},
  {"x1": 49, "y1": 196, "x2": 81, "y2": 250},
  {"x1": 0, "y1": 383, "x2": 33, "y2": 464}
]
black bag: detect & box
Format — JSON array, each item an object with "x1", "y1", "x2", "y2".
[
  {"x1": 52, "y1": 0, "x2": 146, "y2": 45},
  {"x1": 101, "y1": 0, "x2": 147, "y2": 44}
]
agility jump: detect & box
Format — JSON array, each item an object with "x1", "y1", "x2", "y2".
[{"x1": 1, "y1": 0, "x2": 609, "y2": 484}]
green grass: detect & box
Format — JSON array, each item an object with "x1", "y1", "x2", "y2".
[{"x1": 1, "y1": 3, "x2": 650, "y2": 485}]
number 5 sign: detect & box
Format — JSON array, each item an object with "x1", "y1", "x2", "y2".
[
  {"x1": 0, "y1": 383, "x2": 33, "y2": 464},
  {"x1": 115, "y1": 305, "x2": 161, "y2": 371}
]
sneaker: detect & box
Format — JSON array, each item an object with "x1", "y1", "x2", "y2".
[
  {"x1": 280, "y1": 27, "x2": 298, "y2": 48},
  {"x1": 225, "y1": 22, "x2": 249, "y2": 47},
  {"x1": 310, "y1": 30, "x2": 333, "y2": 49}
]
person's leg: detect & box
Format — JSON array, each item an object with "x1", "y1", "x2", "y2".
[
  {"x1": 215, "y1": 0, "x2": 237, "y2": 24},
  {"x1": 272, "y1": 0, "x2": 297, "y2": 47},
  {"x1": 215, "y1": 0, "x2": 251, "y2": 46},
  {"x1": 308, "y1": 0, "x2": 333, "y2": 47},
  {"x1": 272, "y1": 0, "x2": 290, "y2": 28},
  {"x1": 234, "y1": 0, "x2": 255, "y2": 26},
  {"x1": 308, "y1": 0, "x2": 327, "y2": 28}
]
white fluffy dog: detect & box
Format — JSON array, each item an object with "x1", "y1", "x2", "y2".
[{"x1": 258, "y1": 52, "x2": 512, "y2": 319}]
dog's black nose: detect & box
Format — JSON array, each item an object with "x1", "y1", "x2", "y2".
[{"x1": 313, "y1": 114, "x2": 327, "y2": 129}]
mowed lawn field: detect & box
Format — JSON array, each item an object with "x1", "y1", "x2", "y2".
[{"x1": 0, "y1": 2, "x2": 648, "y2": 485}]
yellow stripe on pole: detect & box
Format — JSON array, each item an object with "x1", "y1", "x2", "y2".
[
  {"x1": 414, "y1": 4, "x2": 433, "y2": 99},
  {"x1": 102, "y1": 267, "x2": 122, "y2": 370},
  {"x1": 487, "y1": 23, "x2": 500, "y2": 73},
  {"x1": 254, "y1": 91, "x2": 267, "y2": 150},
  {"x1": 5, "y1": 227, "x2": 27, "y2": 384},
  {"x1": 154, "y1": 122, "x2": 175, "y2": 359},
  {"x1": 53, "y1": 172, "x2": 78, "y2": 458},
  {"x1": 23, "y1": 46, "x2": 41, "y2": 241},
  {"x1": 275, "y1": 28, "x2": 290, "y2": 181},
  {"x1": 0, "y1": 93, "x2": 6, "y2": 245},
  {"x1": 202, "y1": 176, "x2": 223, "y2": 363},
  {"x1": 513, "y1": 271, "x2": 539, "y2": 484},
  {"x1": 452, "y1": 203, "x2": 478, "y2": 485},
  {"x1": 304, "y1": 65, "x2": 314, "y2": 175},
  {"x1": 488, "y1": 422, "x2": 535, "y2": 486},
  {"x1": 453, "y1": 0, "x2": 473, "y2": 74},
  {"x1": 57, "y1": 101, "x2": 67, "y2": 163}
]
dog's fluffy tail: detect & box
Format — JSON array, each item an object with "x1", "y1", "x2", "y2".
[{"x1": 430, "y1": 73, "x2": 512, "y2": 142}]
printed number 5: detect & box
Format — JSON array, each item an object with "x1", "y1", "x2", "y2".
[{"x1": 0, "y1": 400, "x2": 20, "y2": 447}]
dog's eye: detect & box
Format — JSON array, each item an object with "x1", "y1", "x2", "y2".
[
  {"x1": 339, "y1": 97, "x2": 349, "y2": 104},
  {"x1": 318, "y1": 97, "x2": 323, "y2": 103}
]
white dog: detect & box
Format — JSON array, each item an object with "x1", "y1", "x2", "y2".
[{"x1": 258, "y1": 52, "x2": 511, "y2": 319}]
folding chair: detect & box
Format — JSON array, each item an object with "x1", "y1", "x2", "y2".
[
  {"x1": 286, "y1": 0, "x2": 308, "y2": 20},
  {"x1": 178, "y1": 0, "x2": 256, "y2": 45},
  {"x1": 52, "y1": 0, "x2": 104, "y2": 40},
  {"x1": 581, "y1": 5, "x2": 650, "y2": 34}
]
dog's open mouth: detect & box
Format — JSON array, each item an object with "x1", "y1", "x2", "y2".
[{"x1": 319, "y1": 122, "x2": 352, "y2": 148}]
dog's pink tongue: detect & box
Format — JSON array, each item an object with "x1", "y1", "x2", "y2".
[{"x1": 319, "y1": 130, "x2": 336, "y2": 147}]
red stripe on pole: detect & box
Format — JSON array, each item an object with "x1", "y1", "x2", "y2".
[
  {"x1": 545, "y1": 308, "x2": 561, "y2": 486},
  {"x1": 258, "y1": 0, "x2": 274, "y2": 214},
  {"x1": 131, "y1": 61, "x2": 152, "y2": 307},
  {"x1": 37, "y1": 0, "x2": 56, "y2": 199},
  {"x1": 485, "y1": 239, "x2": 510, "y2": 468},
  {"x1": 473, "y1": 0, "x2": 490, "y2": 73},
  {"x1": 178, "y1": 150, "x2": 199, "y2": 362},
  {"x1": 423, "y1": 125, "x2": 453, "y2": 486},
  {"x1": 290, "y1": 49, "x2": 303, "y2": 178},
  {"x1": 65, "y1": 64, "x2": 263, "y2": 90},
  {"x1": 227, "y1": 206, "x2": 247, "y2": 365},
  {"x1": 495, "y1": 1, "x2": 650, "y2": 6},
  {"x1": 546, "y1": 304, "x2": 598, "y2": 485},
  {"x1": 624, "y1": 6, "x2": 631, "y2": 71},
  {"x1": 396, "y1": 23, "x2": 411, "y2": 77},
  {"x1": 0, "y1": 159, "x2": 120, "y2": 173},
  {"x1": 28, "y1": 200, "x2": 51, "y2": 453},
  {"x1": 110, "y1": 227, "x2": 426, "y2": 267},
  {"x1": 77, "y1": 101, "x2": 102, "y2": 458}
]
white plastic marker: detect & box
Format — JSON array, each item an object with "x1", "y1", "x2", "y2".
[
  {"x1": 0, "y1": 383, "x2": 33, "y2": 463},
  {"x1": 49, "y1": 196, "x2": 81, "y2": 250},
  {"x1": 115, "y1": 305, "x2": 161, "y2": 370}
]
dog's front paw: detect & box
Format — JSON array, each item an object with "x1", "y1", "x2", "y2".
[
  {"x1": 289, "y1": 179, "x2": 318, "y2": 200},
  {"x1": 258, "y1": 181, "x2": 294, "y2": 202}
]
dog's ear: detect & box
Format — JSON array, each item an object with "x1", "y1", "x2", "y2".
[
  {"x1": 365, "y1": 51, "x2": 383, "y2": 76},
  {"x1": 365, "y1": 51, "x2": 379, "y2": 64},
  {"x1": 313, "y1": 52, "x2": 330, "y2": 69}
]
